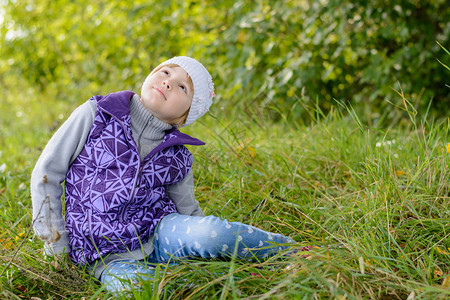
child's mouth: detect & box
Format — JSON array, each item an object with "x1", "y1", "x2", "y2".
[{"x1": 153, "y1": 87, "x2": 166, "y2": 100}]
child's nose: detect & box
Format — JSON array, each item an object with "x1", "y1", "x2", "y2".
[{"x1": 162, "y1": 80, "x2": 171, "y2": 90}]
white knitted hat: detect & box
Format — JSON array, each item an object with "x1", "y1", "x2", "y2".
[{"x1": 156, "y1": 56, "x2": 215, "y2": 126}]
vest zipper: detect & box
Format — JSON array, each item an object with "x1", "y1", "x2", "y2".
[
  {"x1": 121, "y1": 163, "x2": 143, "y2": 222},
  {"x1": 86, "y1": 208, "x2": 96, "y2": 251},
  {"x1": 98, "y1": 107, "x2": 141, "y2": 224}
]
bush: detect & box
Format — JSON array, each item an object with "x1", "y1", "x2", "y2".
[{"x1": 1, "y1": 0, "x2": 448, "y2": 120}]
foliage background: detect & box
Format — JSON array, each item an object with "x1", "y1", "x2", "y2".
[
  {"x1": 0, "y1": 0, "x2": 449, "y2": 298},
  {"x1": 1, "y1": 0, "x2": 449, "y2": 122}
]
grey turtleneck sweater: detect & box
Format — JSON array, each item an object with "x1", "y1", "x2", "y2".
[{"x1": 30, "y1": 94, "x2": 204, "y2": 279}]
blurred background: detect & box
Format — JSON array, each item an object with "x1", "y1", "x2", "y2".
[
  {"x1": 0, "y1": 2, "x2": 449, "y2": 298},
  {"x1": 1, "y1": 0, "x2": 449, "y2": 125}
]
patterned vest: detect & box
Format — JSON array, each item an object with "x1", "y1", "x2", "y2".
[{"x1": 64, "y1": 91, "x2": 204, "y2": 264}]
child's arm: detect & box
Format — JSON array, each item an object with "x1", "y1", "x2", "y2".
[
  {"x1": 166, "y1": 171, "x2": 204, "y2": 217},
  {"x1": 31, "y1": 100, "x2": 96, "y2": 256}
]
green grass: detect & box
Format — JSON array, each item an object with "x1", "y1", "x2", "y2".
[{"x1": 0, "y1": 85, "x2": 449, "y2": 299}]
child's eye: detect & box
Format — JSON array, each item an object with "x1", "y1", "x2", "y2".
[
  {"x1": 162, "y1": 70, "x2": 169, "y2": 75},
  {"x1": 179, "y1": 85, "x2": 186, "y2": 93}
]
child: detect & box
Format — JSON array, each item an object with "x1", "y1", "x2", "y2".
[{"x1": 31, "y1": 56, "x2": 297, "y2": 293}]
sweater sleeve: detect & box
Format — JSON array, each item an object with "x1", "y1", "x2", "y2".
[
  {"x1": 166, "y1": 171, "x2": 204, "y2": 217},
  {"x1": 31, "y1": 100, "x2": 97, "y2": 256}
]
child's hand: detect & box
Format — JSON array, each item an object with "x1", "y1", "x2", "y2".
[{"x1": 48, "y1": 253, "x2": 69, "y2": 270}]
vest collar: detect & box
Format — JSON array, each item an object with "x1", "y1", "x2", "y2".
[
  {"x1": 94, "y1": 91, "x2": 206, "y2": 157},
  {"x1": 146, "y1": 128, "x2": 205, "y2": 160},
  {"x1": 96, "y1": 90, "x2": 135, "y2": 119}
]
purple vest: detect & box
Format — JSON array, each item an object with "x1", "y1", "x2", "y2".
[{"x1": 64, "y1": 91, "x2": 204, "y2": 264}]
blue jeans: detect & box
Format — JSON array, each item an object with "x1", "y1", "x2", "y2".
[{"x1": 101, "y1": 213, "x2": 294, "y2": 293}]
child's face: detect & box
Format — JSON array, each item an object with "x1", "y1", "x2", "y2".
[{"x1": 140, "y1": 66, "x2": 193, "y2": 124}]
